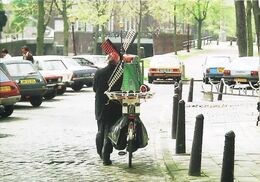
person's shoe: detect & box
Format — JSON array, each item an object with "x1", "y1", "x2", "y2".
[{"x1": 103, "y1": 159, "x2": 112, "y2": 166}]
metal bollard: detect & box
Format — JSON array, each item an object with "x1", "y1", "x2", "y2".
[
  {"x1": 174, "y1": 83, "x2": 180, "y2": 99},
  {"x1": 188, "y1": 114, "x2": 204, "y2": 176},
  {"x1": 221, "y1": 131, "x2": 235, "y2": 182},
  {"x1": 178, "y1": 80, "x2": 183, "y2": 100},
  {"x1": 176, "y1": 100, "x2": 186, "y2": 154},
  {"x1": 218, "y1": 79, "x2": 224, "y2": 101},
  {"x1": 172, "y1": 94, "x2": 179, "y2": 139},
  {"x1": 188, "y1": 78, "x2": 194, "y2": 102}
]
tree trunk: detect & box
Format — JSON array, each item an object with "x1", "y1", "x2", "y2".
[
  {"x1": 36, "y1": 0, "x2": 45, "y2": 55},
  {"x1": 197, "y1": 20, "x2": 202, "y2": 49},
  {"x1": 62, "y1": 1, "x2": 69, "y2": 56},
  {"x1": 234, "y1": 0, "x2": 247, "y2": 57},
  {"x1": 93, "y1": 24, "x2": 99, "y2": 54},
  {"x1": 252, "y1": 0, "x2": 260, "y2": 53},
  {"x1": 101, "y1": 24, "x2": 105, "y2": 55},
  {"x1": 173, "y1": 4, "x2": 177, "y2": 55},
  {"x1": 246, "y1": 0, "x2": 253, "y2": 56}
]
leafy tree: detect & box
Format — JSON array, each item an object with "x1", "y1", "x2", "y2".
[
  {"x1": 234, "y1": 0, "x2": 247, "y2": 57},
  {"x1": 36, "y1": 0, "x2": 54, "y2": 55},
  {"x1": 54, "y1": 0, "x2": 74, "y2": 56},
  {"x1": 74, "y1": 0, "x2": 115, "y2": 54},
  {"x1": 186, "y1": 0, "x2": 210, "y2": 49},
  {"x1": 124, "y1": 0, "x2": 150, "y2": 57},
  {"x1": 10, "y1": 0, "x2": 37, "y2": 33}
]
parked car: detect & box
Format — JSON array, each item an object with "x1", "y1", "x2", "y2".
[
  {"x1": 34, "y1": 56, "x2": 97, "y2": 91},
  {"x1": 148, "y1": 55, "x2": 183, "y2": 83},
  {"x1": 223, "y1": 57, "x2": 259, "y2": 85},
  {"x1": 72, "y1": 55, "x2": 107, "y2": 69},
  {"x1": 0, "y1": 60, "x2": 47, "y2": 107},
  {"x1": 42, "y1": 74, "x2": 64, "y2": 100},
  {"x1": 202, "y1": 56, "x2": 231, "y2": 84},
  {"x1": 0, "y1": 67, "x2": 21, "y2": 118}
]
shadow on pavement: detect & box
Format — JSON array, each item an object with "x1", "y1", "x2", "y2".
[
  {"x1": 14, "y1": 104, "x2": 52, "y2": 110},
  {"x1": 0, "y1": 116, "x2": 28, "y2": 123}
]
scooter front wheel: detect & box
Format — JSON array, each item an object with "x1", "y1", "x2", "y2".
[{"x1": 128, "y1": 139, "x2": 133, "y2": 168}]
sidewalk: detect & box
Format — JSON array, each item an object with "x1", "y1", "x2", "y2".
[{"x1": 153, "y1": 82, "x2": 260, "y2": 182}]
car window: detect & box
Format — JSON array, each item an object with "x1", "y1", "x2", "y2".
[
  {"x1": 91, "y1": 57, "x2": 106, "y2": 64},
  {"x1": 41, "y1": 60, "x2": 67, "y2": 70},
  {"x1": 150, "y1": 56, "x2": 180, "y2": 67},
  {"x1": 0, "y1": 69, "x2": 10, "y2": 82},
  {"x1": 6, "y1": 63, "x2": 36, "y2": 76},
  {"x1": 62, "y1": 58, "x2": 82, "y2": 67}
]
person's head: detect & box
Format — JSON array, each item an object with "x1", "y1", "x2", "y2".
[
  {"x1": 21, "y1": 46, "x2": 29, "y2": 54},
  {"x1": 1, "y1": 48, "x2": 8, "y2": 57}
]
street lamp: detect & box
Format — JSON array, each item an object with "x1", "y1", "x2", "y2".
[{"x1": 68, "y1": 15, "x2": 78, "y2": 56}]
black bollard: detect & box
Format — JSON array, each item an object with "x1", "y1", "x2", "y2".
[
  {"x1": 172, "y1": 94, "x2": 179, "y2": 139},
  {"x1": 178, "y1": 80, "x2": 183, "y2": 100},
  {"x1": 218, "y1": 79, "x2": 224, "y2": 101},
  {"x1": 174, "y1": 83, "x2": 180, "y2": 99},
  {"x1": 188, "y1": 114, "x2": 204, "y2": 176},
  {"x1": 176, "y1": 100, "x2": 186, "y2": 154},
  {"x1": 188, "y1": 78, "x2": 194, "y2": 102},
  {"x1": 221, "y1": 131, "x2": 235, "y2": 182}
]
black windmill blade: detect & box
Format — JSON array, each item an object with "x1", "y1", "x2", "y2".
[{"x1": 122, "y1": 29, "x2": 137, "y2": 53}]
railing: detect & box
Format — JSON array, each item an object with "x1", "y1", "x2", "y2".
[{"x1": 182, "y1": 36, "x2": 213, "y2": 50}]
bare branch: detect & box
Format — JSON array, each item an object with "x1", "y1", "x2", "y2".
[
  {"x1": 54, "y1": 0, "x2": 63, "y2": 14},
  {"x1": 44, "y1": 0, "x2": 54, "y2": 27}
]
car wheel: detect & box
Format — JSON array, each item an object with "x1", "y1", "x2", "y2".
[
  {"x1": 30, "y1": 96, "x2": 43, "y2": 107},
  {"x1": 0, "y1": 105, "x2": 14, "y2": 118},
  {"x1": 71, "y1": 83, "x2": 83, "y2": 92},
  {"x1": 44, "y1": 90, "x2": 57, "y2": 100},
  {"x1": 57, "y1": 86, "x2": 67, "y2": 95},
  {"x1": 148, "y1": 76, "x2": 154, "y2": 84}
]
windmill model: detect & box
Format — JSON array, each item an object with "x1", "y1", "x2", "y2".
[{"x1": 101, "y1": 30, "x2": 154, "y2": 154}]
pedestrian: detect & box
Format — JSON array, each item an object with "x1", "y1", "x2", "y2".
[
  {"x1": 21, "y1": 46, "x2": 34, "y2": 63},
  {"x1": 1, "y1": 48, "x2": 12, "y2": 59},
  {"x1": 93, "y1": 53, "x2": 122, "y2": 165}
]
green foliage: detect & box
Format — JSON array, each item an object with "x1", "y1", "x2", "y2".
[
  {"x1": 9, "y1": 0, "x2": 37, "y2": 32},
  {"x1": 72, "y1": 0, "x2": 114, "y2": 26}
]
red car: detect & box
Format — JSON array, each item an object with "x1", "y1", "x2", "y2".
[{"x1": 0, "y1": 67, "x2": 21, "y2": 118}]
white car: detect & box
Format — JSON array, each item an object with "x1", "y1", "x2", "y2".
[
  {"x1": 148, "y1": 54, "x2": 183, "y2": 83},
  {"x1": 223, "y1": 57, "x2": 259, "y2": 84},
  {"x1": 202, "y1": 56, "x2": 231, "y2": 84},
  {"x1": 72, "y1": 55, "x2": 107, "y2": 69}
]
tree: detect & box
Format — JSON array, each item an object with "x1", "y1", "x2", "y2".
[
  {"x1": 125, "y1": 0, "x2": 149, "y2": 57},
  {"x1": 36, "y1": 0, "x2": 54, "y2": 55},
  {"x1": 252, "y1": 0, "x2": 260, "y2": 53},
  {"x1": 234, "y1": 0, "x2": 247, "y2": 57},
  {"x1": 246, "y1": 0, "x2": 253, "y2": 56},
  {"x1": 74, "y1": 0, "x2": 115, "y2": 54},
  {"x1": 187, "y1": 0, "x2": 209, "y2": 49},
  {"x1": 54, "y1": 0, "x2": 73, "y2": 56}
]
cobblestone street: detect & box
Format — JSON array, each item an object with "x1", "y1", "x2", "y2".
[{"x1": 0, "y1": 88, "x2": 172, "y2": 181}]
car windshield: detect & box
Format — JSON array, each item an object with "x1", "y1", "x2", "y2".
[
  {"x1": 0, "y1": 69, "x2": 10, "y2": 82},
  {"x1": 62, "y1": 58, "x2": 81, "y2": 67},
  {"x1": 206, "y1": 57, "x2": 230, "y2": 65},
  {"x1": 6, "y1": 63, "x2": 37, "y2": 76},
  {"x1": 150, "y1": 56, "x2": 180, "y2": 67},
  {"x1": 41, "y1": 60, "x2": 67, "y2": 70}
]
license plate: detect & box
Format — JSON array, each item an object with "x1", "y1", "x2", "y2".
[
  {"x1": 217, "y1": 68, "x2": 224, "y2": 73},
  {"x1": 234, "y1": 78, "x2": 247, "y2": 83},
  {"x1": 159, "y1": 69, "x2": 171, "y2": 73},
  {"x1": 0, "y1": 86, "x2": 11, "y2": 92},
  {"x1": 20, "y1": 79, "x2": 36, "y2": 84}
]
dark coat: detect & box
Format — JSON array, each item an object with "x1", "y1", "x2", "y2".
[
  {"x1": 23, "y1": 52, "x2": 34, "y2": 63},
  {"x1": 93, "y1": 63, "x2": 122, "y2": 123}
]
